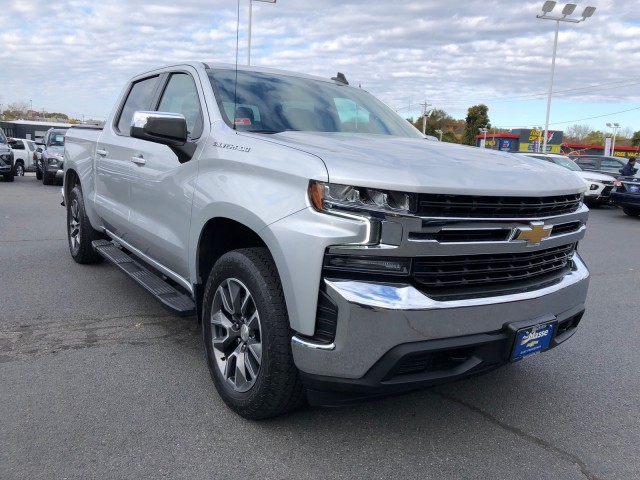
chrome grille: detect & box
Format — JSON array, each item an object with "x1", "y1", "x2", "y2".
[{"x1": 416, "y1": 193, "x2": 582, "y2": 218}]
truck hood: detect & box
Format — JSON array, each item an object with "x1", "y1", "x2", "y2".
[{"x1": 269, "y1": 132, "x2": 586, "y2": 196}]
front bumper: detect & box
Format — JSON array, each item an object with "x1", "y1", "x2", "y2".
[
  {"x1": 292, "y1": 253, "x2": 589, "y2": 404},
  {"x1": 45, "y1": 164, "x2": 64, "y2": 180}
]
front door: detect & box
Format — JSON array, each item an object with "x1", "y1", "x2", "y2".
[{"x1": 127, "y1": 70, "x2": 206, "y2": 280}]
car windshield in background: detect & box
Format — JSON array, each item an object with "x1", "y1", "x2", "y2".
[
  {"x1": 0, "y1": 129, "x2": 7, "y2": 144},
  {"x1": 551, "y1": 157, "x2": 582, "y2": 172},
  {"x1": 208, "y1": 69, "x2": 423, "y2": 138},
  {"x1": 48, "y1": 131, "x2": 66, "y2": 147}
]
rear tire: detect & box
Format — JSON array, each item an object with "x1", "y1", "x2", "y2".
[
  {"x1": 622, "y1": 207, "x2": 640, "y2": 217},
  {"x1": 67, "y1": 186, "x2": 104, "y2": 264},
  {"x1": 202, "y1": 248, "x2": 305, "y2": 419}
]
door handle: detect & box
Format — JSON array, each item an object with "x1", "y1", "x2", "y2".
[
  {"x1": 96, "y1": 149, "x2": 108, "y2": 157},
  {"x1": 130, "y1": 155, "x2": 146, "y2": 165}
]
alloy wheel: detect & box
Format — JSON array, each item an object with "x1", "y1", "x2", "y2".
[
  {"x1": 210, "y1": 278, "x2": 262, "y2": 393},
  {"x1": 69, "y1": 199, "x2": 81, "y2": 252}
]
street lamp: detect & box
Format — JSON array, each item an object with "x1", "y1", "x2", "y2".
[
  {"x1": 606, "y1": 122, "x2": 620, "y2": 157},
  {"x1": 435, "y1": 129, "x2": 443, "y2": 142},
  {"x1": 30, "y1": 99, "x2": 33, "y2": 120},
  {"x1": 479, "y1": 127, "x2": 488, "y2": 148},
  {"x1": 248, "y1": 0, "x2": 276, "y2": 66},
  {"x1": 537, "y1": 2, "x2": 596, "y2": 153}
]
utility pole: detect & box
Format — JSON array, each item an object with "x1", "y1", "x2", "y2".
[{"x1": 420, "y1": 101, "x2": 432, "y2": 135}]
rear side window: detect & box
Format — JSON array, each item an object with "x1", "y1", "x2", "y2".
[
  {"x1": 575, "y1": 158, "x2": 597, "y2": 169},
  {"x1": 10, "y1": 140, "x2": 25, "y2": 150},
  {"x1": 116, "y1": 76, "x2": 159, "y2": 135}
]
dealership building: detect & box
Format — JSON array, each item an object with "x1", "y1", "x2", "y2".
[
  {"x1": 476, "y1": 128, "x2": 639, "y2": 158},
  {"x1": 0, "y1": 120, "x2": 74, "y2": 143}
]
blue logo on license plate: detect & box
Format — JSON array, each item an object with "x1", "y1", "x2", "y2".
[{"x1": 512, "y1": 323, "x2": 555, "y2": 360}]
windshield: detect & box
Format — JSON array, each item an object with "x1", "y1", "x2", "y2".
[
  {"x1": 47, "y1": 130, "x2": 67, "y2": 147},
  {"x1": 550, "y1": 157, "x2": 582, "y2": 172},
  {"x1": 208, "y1": 69, "x2": 423, "y2": 138}
]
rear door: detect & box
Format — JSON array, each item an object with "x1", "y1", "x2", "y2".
[
  {"x1": 127, "y1": 68, "x2": 206, "y2": 280},
  {"x1": 94, "y1": 75, "x2": 161, "y2": 238}
]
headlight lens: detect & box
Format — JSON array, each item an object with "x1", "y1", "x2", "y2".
[{"x1": 310, "y1": 181, "x2": 415, "y2": 215}]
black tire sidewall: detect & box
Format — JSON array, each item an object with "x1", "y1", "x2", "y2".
[{"x1": 67, "y1": 186, "x2": 103, "y2": 263}]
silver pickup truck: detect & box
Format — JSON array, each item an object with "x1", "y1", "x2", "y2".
[{"x1": 63, "y1": 62, "x2": 589, "y2": 419}]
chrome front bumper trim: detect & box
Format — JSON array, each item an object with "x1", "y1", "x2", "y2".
[{"x1": 325, "y1": 253, "x2": 589, "y2": 311}]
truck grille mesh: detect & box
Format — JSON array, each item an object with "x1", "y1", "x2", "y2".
[
  {"x1": 412, "y1": 244, "x2": 575, "y2": 299},
  {"x1": 416, "y1": 193, "x2": 582, "y2": 218}
]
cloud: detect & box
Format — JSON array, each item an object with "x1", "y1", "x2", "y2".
[{"x1": 1, "y1": 0, "x2": 638, "y2": 131}]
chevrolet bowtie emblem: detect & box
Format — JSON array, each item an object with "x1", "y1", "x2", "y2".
[{"x1": 516, "y1": 222, "x2": 552, "y2": 246}]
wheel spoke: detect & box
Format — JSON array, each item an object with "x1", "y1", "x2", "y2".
[
  {"x1": 234, "y1": 350, "x2": 249, "y2": 389},
  {"x1": 246, "y1": 310, "x2": 260, "y2": 331},
  {"x1": 247, "y1": 338, "x2": 262, "y2": 365},
  {"x1": 210, "y1": 310, "x2": 239, "y2": 352}
]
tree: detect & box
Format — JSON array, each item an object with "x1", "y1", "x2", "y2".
[
  {"x1": 407, "y1": 109, "x2": 464, "y2": 143},
  {"x1": 583, "y1": 130, "x2": 605, "y2": 145},
  {"x1": 564, "y1": 124, "x2": 591, "y2": 143},
  {"x1": 462, "y1": 104, "x2": 490, "y2": 146},
  {"x1": 631, "y1": 131, "x2": 640, "y2": 148}
]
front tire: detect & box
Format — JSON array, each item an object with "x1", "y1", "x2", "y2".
[
  {"x1": 42, "y1": 170, "x2": 53, "y2": 185},
  {"x1": 202, "y1": 248, "x2": 304, "y2": 419},
  {"x1": 15, "y1": 162, "x2": 25, "y2": 176},
  {"x1": 67, "y1": 186, "x2": 104, "y2": 264},
  {"x1": 623, "y1": 207, "x2": 640, "y2": 217},
  {"x1": 3, "y1": 170, "x2": 14, "y2": 182}
]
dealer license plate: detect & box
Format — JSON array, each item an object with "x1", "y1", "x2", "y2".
[
  {"x1": 511, "y1": 322, "x2": 556, "y2": 361},
  {"x1": 628, "y1": 185, "x2": 640, "y2": 193}
]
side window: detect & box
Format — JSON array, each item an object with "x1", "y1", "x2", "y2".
[
  {"x1": 601, "y1": 158, "x2": 623, "y2": 172},
  {"x1": 576, "y1": 158, "x2": 597, "y2": 169},
  {"x1": 157, "y1": 73, "x2": 203, "y2": 139},
  {"x1": 116, "y1": 76, "x2": 160, "y2": 135}
]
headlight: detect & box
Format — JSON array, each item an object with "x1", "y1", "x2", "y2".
[
  {"x1": 48, "y1": 157, "x2": 59, "y2": 165},
  {"x1": 309, "y1": 181, "x2": 416, "y2": 215}
]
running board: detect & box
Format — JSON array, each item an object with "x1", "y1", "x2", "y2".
[{"x1": 92, "y1": 240, "x2": 195, "y2": 316}]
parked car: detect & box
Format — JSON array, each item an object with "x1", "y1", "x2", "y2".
[
  {"x1": 8, "y1": 138, "x2": 38, "y2": 176},
  {"x1": 0, "y1": 128, "x2": 15, "y2": 182},
  {"x1": 569, "y1": 155, "x2": 639, "y2": 178},
  {"x1": 38, "y1": 128, "x2": 68, "y2": 185},
  {"x1": 520, "y1": 153, "x2": 616, "y2": 206},
  {"x1": 610, "y1": 176, "x2": 640, "y2": 217}
]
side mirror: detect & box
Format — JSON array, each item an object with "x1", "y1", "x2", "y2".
[
  {"x1": 131, "y1": 111, "x2": 188, "y2": 146},
  {"x1": 130, "y1": 111, "x2": 196, "y2": 163}
]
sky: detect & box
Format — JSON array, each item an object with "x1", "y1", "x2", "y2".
[{"x1": 1, "y1": 0, "x2": 639, "y2": 136}]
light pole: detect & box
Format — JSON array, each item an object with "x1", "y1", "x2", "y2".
[
  {"x1": 537, "y1": 2, "x2": 595, "y2": 153},
  {"x1": 479, "y1": 127, "x2": 488, "y2": 148},
  {"x1": 606, "y1": 122, "x2": 620, "y2": 157},
  {"x1": 435, "y1": 129, "x2": 443, "y2": 142},
  {"x1": 30, "y1": 100, "x2": 33, "y2": 120},
  {"x1": 248, "y1": 0, "x2": 276, "y2": 66}
]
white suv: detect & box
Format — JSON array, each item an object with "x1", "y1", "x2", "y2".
[{"x1": 521, "y1": 153, "x2": 615, "y2": 206}]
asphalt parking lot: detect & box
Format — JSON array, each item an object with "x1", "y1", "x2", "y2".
[{"x1": 1, "y1": 174, "x2": 639, "y2": 480}]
